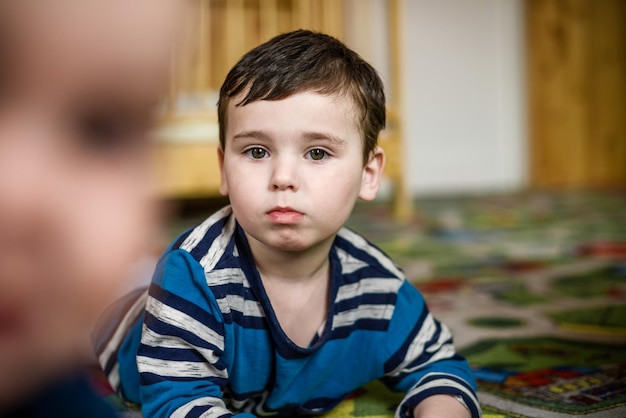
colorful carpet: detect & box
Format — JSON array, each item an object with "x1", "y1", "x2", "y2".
[{"x1": 95, "y1": 190, "x2": 626, "y2": 417}]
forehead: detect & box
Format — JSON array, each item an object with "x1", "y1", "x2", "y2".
[
  {"x1": 227, "y1": 91, "x2": 361, "y2": 136},
  {"x1": 1, "y1": 0, "x2": 180, "y2": 105}
]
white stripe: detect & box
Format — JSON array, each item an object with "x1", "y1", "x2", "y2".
[
  {"x1": 332, "y1": 304, "x2": 394, "y2": 329},
  {"x1": 171, "y1": 396, "x2": 230, "y2": 418},
  {"x1": 107, "y1": 363, "x2": 120, "y2": 393},
  {"x1": 146, "y1": 296, "x2": 224, "y2": 351},
  {"x1": 199, "y1": 212, "x2": 237, "y2": 271},
  {"x1": 387, "y1": 315, "x2": 454, "y2": 377},
  {"x1": 180, "y1": 206, "x2": 232, "y2": 253},
  {"x1": 137, "y1": 355, "x2": 227, "y2": 379},
  {"x1": 141, "y1": 325, "x2": 222, "y2": 365},
  {"x1": 97, "y1": 291, "x2": 149, "y2": 382},
  {"x1": 395, "y1": 343, "x2": 457, "y2": 377},
  {"x1": 335, "y1": 247, "x2": 369, "y2": 274},
  {"x1": 335, "y1": 277, "x2": 403, "y2": 302},
  {"x1": 216, "y1": 294, "x2": 265, "y2": 318},
  {"x1": 205, "y1": 268, "x2": 248, "y2": 287},
  {"x1": 337, "y1": 227, "x2": 405, "y2": 278},
  {"x1": 396, "y1": 374, "x2": 480, "y2": 418}
]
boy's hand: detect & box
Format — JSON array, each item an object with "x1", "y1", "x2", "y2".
[{"x1": 413, "y1": 394, "x2": 471, "y2": 418}]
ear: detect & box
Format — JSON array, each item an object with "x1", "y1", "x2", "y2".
[
  {"x1": 218, "y1": 146, "x2": 229, "y2": 196},
  {"x1": 359, "y1": 146, "x2": 385, "y2": 201}
]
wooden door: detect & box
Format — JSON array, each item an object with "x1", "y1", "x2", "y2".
[{"x1": 527, "y1": 0, "x2": 626, "y2": 189}]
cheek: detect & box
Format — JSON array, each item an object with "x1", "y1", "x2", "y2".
[
  {"x1": 0, "y1": 171, "x2": 157, "y2": 403},
  {"x1": 53, "y1": 171, "x2": 157, "y2": 324},
  {"x1": 320, "y1": 165, "x2": 363, "y2": 197},
  {"x1": 223, "y1": 164, "x2": 261, "y2": 198}
]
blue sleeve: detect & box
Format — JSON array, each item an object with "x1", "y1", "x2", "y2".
[
  {"x1": 137, "y1": 249, "x2": 254, "y2": 418},
  {"x1": 381, "y1": 281, "x2": 481, "y2": 418}
]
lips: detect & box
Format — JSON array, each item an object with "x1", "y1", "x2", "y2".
[
  {"x1": 0, "y1": 305, "x2": 25, "y2": 337},
  {"x1": 267, "y1": 207, "x2": 304, "y2": 224}
]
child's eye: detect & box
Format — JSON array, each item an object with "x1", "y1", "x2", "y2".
[
  {"x1": 246, "y1": 147, "x2": 268, "y2": 159},
  {"x1": 307, "y1": 148, "x2": 327, "y2": 161},
  {"x1": 73, "y1": 108, "x2": 145, "y2": 155},
  {"x1": 78, "y1": 114, "x2": 127, "y2": 150}
]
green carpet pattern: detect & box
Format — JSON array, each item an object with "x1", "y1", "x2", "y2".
[{"x1": 344, "y1": 191, "x2": 626, "y2": 418}]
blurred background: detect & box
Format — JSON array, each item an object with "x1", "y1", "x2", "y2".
[{"x1": 153, "y1": 0, "x2": 625, "y2": 219}]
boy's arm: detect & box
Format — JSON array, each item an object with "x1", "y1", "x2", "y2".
[
  {"x1": 412, "y1": 394, "x2": 471, "y2": 418},
  {"x1": 137, "y1": 249, "x2": 253, "y2": 418},
  {"x1": 381, "y1": 281, "x2": 481, "y2": 418}
]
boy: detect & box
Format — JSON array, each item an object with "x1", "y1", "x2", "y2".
[
  {"x1": 0, "y1": 0, "x2": 183, "y2": 415},
  {"x1": 96, "y1": 30, "x2": 481, "y2": 418}
]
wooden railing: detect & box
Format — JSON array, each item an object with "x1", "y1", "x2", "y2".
[{"x1": 165, "y1": 0, "x2": 343, "y2": 116}]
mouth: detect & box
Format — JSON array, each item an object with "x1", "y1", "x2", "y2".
[
  {"x1": 267, "y1": 207, "x2": 305, "y2": 224},
  {"x1": 0, "y1": 305, "x2": 25, "y2": 338}
]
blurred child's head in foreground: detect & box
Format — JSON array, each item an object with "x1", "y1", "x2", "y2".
[{"x1": 0, "y1": 0, "x2": 185, "y2": 405}]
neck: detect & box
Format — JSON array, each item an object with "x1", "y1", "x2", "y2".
[{"x1": 245, "y1": 234, "x2": 333, "y2": 284}]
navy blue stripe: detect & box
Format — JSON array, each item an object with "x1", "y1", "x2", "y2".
[
  {"x1": 206, "y1": 281, "x2": 260, "y2": 329},
  {"x1": 188, "y1": 218, "x2": 229, "y2": 261},
  {"x1": 416, "y1": 372, "x2": 480, "y2": 417},
  {"x1": 189, "y1": 405, "x2": 234, "y2": 418},
  {"x1": 140, "y1": 372, "x2": 228, "y2": 387},
  {"x1": 334, "y1": 232, "x2": 402, "y2": 280},
  {"x1": 398, "y1": 324, "x2": 452, "y2": 374},
  {"x1": 138, "y1": 344, "x2": 226, "y2": 370},
  {"x1": 186, "y1": 405, "x2": 211, "y2": 418},
  {"x1": 149, "y1": 284, "x2": 225, "y2": 336},
  {"x1": 104, "y1": 341, "x2": 125, "y2": 378},
  {"x1": 185, "y1": 405, "x2": 233, "y2": 418},
  {"x1": 99, "y1": 306, "x2": 145, "y2": 378},
  {"x1": 103, "y1": 355, "x2": 117, "y2": 377},
  {"x1": 335, "y1": 292, "x2": 397, "y2": 312},
  {"x1": 384, "y1": 306, "x2": 430, "y2": 373},
  {"x1": 419, "y1": 371, "x2": 472, "y2": 389},
  {"x1": 144, "y1": 311, "x2": 224, "y2": 354},
  {"x1": 210, "y1": 283, "x2": 257, "y2": 301},
  {"x1": 330, "y1": 319, "x2": 390, "y2": 340},
  {"x1": 336, "y1": 264, "x2": 399, "y2": 285},
  {"x1": 228, "y1": 310, "x2": 267, "y2": 329},
  {"x1": 103, "y1": 315, "x2": 144, "y2": 377},
  {"x1": 138, "y1": 345, "x2": 226, "y2": 370},
  {"x1": 93, "y1": 288, "x2": 146, "y2": 355},
  {"x1": 401, "y1": 379, "x2": 480, "y2": 418}
]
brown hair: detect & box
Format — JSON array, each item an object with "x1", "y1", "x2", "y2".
[{"x1": 217, "y1": 30, "x2": 386, "y2": 164}]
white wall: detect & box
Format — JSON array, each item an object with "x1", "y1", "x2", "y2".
[{"x1": 345, "y1": 0, "x2": 527, "y2": 196}]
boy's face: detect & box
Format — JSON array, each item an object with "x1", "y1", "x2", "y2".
[
  {"x1": 0, "y1": 0, "x2": 181, "y2": 404},
  {"x1": 219, "y1": 91, "x2": 384, "y2": 254}
]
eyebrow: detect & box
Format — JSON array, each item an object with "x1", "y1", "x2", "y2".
[
  {"x1": 232, "y1": 130, "x2": 346, "y2": 146},
  {"x1": 231, "y1": 130, "x2": 270, "y2": 142},
  {"x1": 302, "y1": 131, "x2": 346, "y2": 146}
]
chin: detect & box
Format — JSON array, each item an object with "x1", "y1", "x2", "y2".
[{"x1": 268, "y1": 238, "x2": 310, "y2": 253}]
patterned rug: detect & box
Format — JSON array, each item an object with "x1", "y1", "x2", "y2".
[{"x1": 94, "y1": 190, "x2": 626, "y2": 417}]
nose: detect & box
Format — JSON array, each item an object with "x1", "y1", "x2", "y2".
[{"x1": 270, "y1": 155, "x2": 299, "y2": 192}]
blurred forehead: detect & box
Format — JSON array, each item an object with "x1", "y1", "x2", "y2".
[{"x1": 1, "y1": 0, "x2": 182, "y2": 105}]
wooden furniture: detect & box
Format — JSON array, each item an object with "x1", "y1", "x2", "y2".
[
  {"x1": 154, "y1": 0, "x2": 411, "y2": 218},
  {"x1": 527, "y1": 0, "x2": 626, "y2": 189}
]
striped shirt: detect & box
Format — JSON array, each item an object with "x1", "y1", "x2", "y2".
[{"x1": 95, "y1": 206, "x2": 480, "y2": 418}]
